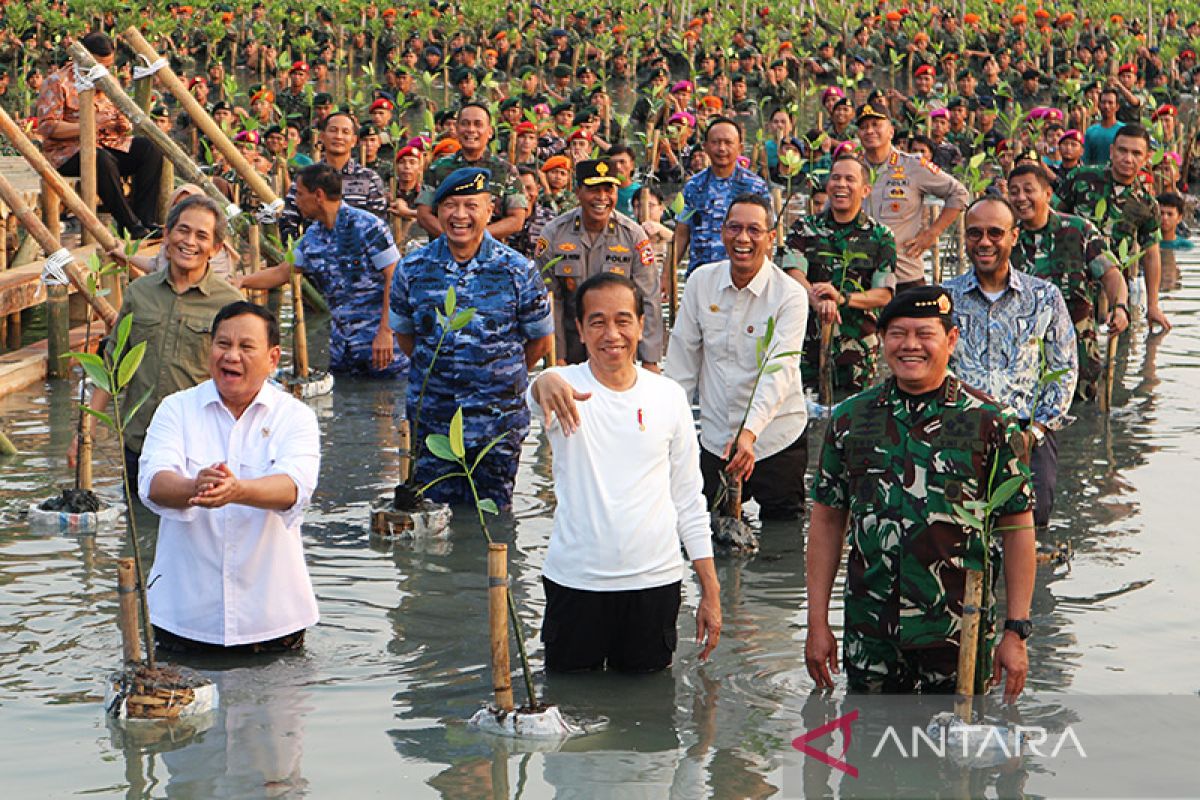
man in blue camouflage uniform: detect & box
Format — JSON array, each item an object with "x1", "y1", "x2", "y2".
[
  {"x1": 392, "y1": 168, "x2": 554, "y2": 510},
  {"x1": 238, "y1": 164, "x2": 405, "y2": 377},
  {"x1": 674, "y1": 118, "x2": 771, "y2": 274},
  {"x1": 278, "y1": 112, "x2": 389, "y2": 244}
]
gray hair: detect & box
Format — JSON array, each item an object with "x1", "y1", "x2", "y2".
[{"x1": 165, "y1": 195, "x2": 227, "y2": 245}]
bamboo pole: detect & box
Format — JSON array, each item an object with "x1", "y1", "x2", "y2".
[
  {"x1": 724, "y1": 475, "x2": 743, "y2": 519},
  {"x1": 79, "y1": 421, "x2": 94, "y2": 491},
  {"x1": 117, "y1": 557, "x2": 143, "y2": 664},
  {"x1": 953, "y1": 569, "x2": 984, "y2": 721},
  {"x1": 157, "y1": 160, "x2": 174, "y2": 222},
  {"x1": 121, "y1": 28, "x2": 282, "y2": 210},
  {"x1": 397, "y1": 418, "x2": 411, "y2": 483},
  {"x1": 488, "y1": 543, "x2": 515, "y2": 713},
  {"x1": 1102, "y1": 330, "x2": 1119, "y2": 413},
  {"x1": 818, "y1": 320, "x2": 834, "y2": 406},
  {"x1": 79, "y1": 89, "x2": 98, "y2": 246},
  {"x1": 0, "y1": 107, "x2": 122, "y2": 255},
  {"x1": 42, "y1": 186, "x2": 69, "y2": 378},
  {"x1": 0, "y1": 429, "x2": 16, "y2": 456},
  {"x1": 0, "y1": 172, "x2": 118, "y2": 327},
  {"x1": 290, "y1": 271, "x2": 310, "y2": 380},
  {"x1": 930, "y1": 207, "x2": 942, "y2": 283}
]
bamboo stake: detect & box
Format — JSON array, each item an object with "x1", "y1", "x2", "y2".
[
  {"x1": 818, "y1": 320, "x2": 834, "y2": 406},
  {"x1": 488, "y1": 543, "x2": 515, "y2": 713},
  {"x1": 79, "y1": 89, "x2": 98, "y2": 246},
  {"x1": 397, "y1": 418, "x2": 412, "y2": 483},
  {"x1": 0, "y1": 429, "x2": 16, "y2": 456},
  {"x1": 953, "y1": 570, "x2": 984, "y2": 721},
  {"x1": 1102, "y1": 330, "x2": 1119, "y2": 413},
  {"x1": 0, "y1": 107, "x2": 122, "y2": 255},
  {"x1": 0, "y1": 173, "x2": 118, "y2": 326},
  {"x1": 121, "y1": 28, "x2": 281, "y2": 210},
  {"x1": 117, "y1": 558, "x2": 143, "y2": 664},
  {"x1": 290, "y1": 271, "x2": 310, "y2": 380},
  {"x1": 724, "y1": 474, "x2": 743, "y2": 519}
]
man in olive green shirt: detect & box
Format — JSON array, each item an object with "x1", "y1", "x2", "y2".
[{"x1": 69, "y1": 196, "x2": 243, "y2": 485}]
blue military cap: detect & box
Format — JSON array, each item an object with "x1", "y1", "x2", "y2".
[{"x1": 433, "y1": 167, "x2": 491, "y2": 205}]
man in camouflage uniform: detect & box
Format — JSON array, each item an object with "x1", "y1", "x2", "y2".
[
  {"x1": 1055, "y1": 124, "x2": 1171, "y2": 331},
  {"x1": 238, "y1": 164, "x2": 405, "y2": 377},
  {"x1": 277, "y1": 61, "x2": 312, "y2": 127},
  {"x1": 415, "y1": 102, "x2": 527, "y2": 242},
  {"x1": 392, "y1": 168, "x2": 553, "y2": 510},
  {"x1": 1008, "y1": 162, "x2": 1130, "y2": 401},
  {"x1": 536, "y1": 159, "x2": 663, "y2": 368},
  {"x1": 805, "y1": 286, "x2": 1036, "y2": 695},
  {"x1": 782, "y1": 155, "x2": 896, "y2": 396}
]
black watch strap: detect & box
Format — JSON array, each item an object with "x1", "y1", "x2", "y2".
[{"x1": 1004, "y1": 618, "x2": 1033, "y2": 640}]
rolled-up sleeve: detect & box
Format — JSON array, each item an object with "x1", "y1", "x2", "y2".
[
  {"x1": 389, "y1": 258, "x2": 414, "y2": 334},
  {"x1": 514, "y1": 255, "x2": 554, "y2": 340},
  {"x1": 137, "y1": 393, "x2": 198, "y2": 523},
  {"x1": 269, "y1": 404, "x2": 321, "y2": 529}
]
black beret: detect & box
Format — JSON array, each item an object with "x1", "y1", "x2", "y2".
[{"x1": 878, "y1": 285, "x2": 954, "y2": 330}]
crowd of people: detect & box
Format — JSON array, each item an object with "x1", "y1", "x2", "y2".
[{"x1": 21, "y1": 2, "x2": 1190, "y2": 695}]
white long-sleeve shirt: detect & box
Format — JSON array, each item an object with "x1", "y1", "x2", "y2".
[
  {"x1": 138, "y1": 380, "x2": 321, "y2": 646},
  {"x1": 528, "y1": 364, "x2": 713, "y2": 591},
  {"x1": 664, "y1": 259, "x2": 809, "y2": 460}
]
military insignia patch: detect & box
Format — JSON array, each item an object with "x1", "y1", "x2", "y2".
[
  {"x1": 534, "y1": 237, "x2": 549, "y2": 257},
  {"x1": 558, "y1": 242, "x2": 576, "y2": 251},
  {"x1": 637, "y1": 239, "x2": 655, "y2": 267}
]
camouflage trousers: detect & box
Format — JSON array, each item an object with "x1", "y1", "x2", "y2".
[
  {"x1": 802, "y1": 331, "x2": 880, "y2": 396},
  {"x1": 844, "y1": 631, "x2": 962, "y2": 694},
  {"x1": 1073, "y1": 314, "x2": 1102, "y2": 402},
  {"x1": 412, "y1": 426, "x2": 524, "y2": 511}
]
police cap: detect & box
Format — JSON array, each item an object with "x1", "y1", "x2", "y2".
[{"x1": 575, "y1": 159, "x2": 621, "y2": 187}]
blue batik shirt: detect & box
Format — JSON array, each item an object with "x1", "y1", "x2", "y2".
[
  {"x1": 680, "y1": 165, "x2": 770, "y2": 273},
  {"x1": 294, "y1": 204, "x2": 404, "y2": 376},
  {"x1": 944, "y1": 268, "x2": 1078, "y2": 430},
  {"x1": 390, "y1": 232, "x2": 553, "y2": 444}
]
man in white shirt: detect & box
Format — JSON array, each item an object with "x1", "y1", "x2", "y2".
[
  {"x1": 664, "y1": 193, "x2": 810, "y2": 520},
  {"x1": 139, "y1": 302, "x2": 321, "y2": 654},
  {"x1": 528, "y1": 273, "x2": 721, "y2": 673}
]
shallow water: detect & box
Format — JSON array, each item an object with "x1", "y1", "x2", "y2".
[{"x1": 1, "y1": 256, "x2": 1198, "y2": 798}]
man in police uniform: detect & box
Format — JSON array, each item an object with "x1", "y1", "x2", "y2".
[
  {"x1": 415, "y1": 102, "x2": 527, "y2": 242},
  {"x1": 536, "y1": 159, "x2": 663, "y2": 369},
  {"x1": 392, "y1": 168, "x2": 553, "y2": 510},
  {"x1": 805, "y1": 287, "x2": 1037, "y2": 696},
  {"x1": 857, "y1": 103, "x2": 969, "y2": 293},
  {"x1": 781, "y1": 155, "x2": 896, "y2": 396}
]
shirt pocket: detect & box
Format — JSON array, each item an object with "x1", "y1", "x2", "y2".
[{"x1": 180, "y1": 316, "x2": 215, "y2": 369}]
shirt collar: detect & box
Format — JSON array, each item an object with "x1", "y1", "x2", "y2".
[
  {"x1": 199, "y1": 377, "x2": 280, "y2": 414},
  {"x1": 717, "y1": 259, "x2": 775, "y2": 295},
  {"x1": 154, "y1": 263, "x2": 220, "y2": 296},
  {"x1": 963, "y1": 265, "x2": 1027, "y2": 295}
]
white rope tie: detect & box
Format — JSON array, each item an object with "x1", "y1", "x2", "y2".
[
  {"x1": 73, "y1": 64, "x2": 110, "y2": 92},
  {"x1": 225, "y1": 203, "x2": 242, "y2": 220},
  {"x1": 42, "y1": 248, "x2": 73, "y2": 286},
  {"x1": 254, "y1": 198, "x2": 285, "y2": 224},
  {"x1": 132, "y1": 57, "x2": 169, "y2": 81}
]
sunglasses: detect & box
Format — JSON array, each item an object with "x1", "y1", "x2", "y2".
[
  {"x1": 965, "y1": 226, "x2": 1013, "y2": 242},
  {"x1": 724, "y1": 223, "x2": 772, "y2": 239}
]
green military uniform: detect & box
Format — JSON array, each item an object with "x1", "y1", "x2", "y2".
[
  {"x1": 1010, "y1": 209, "x2": 1118, "y2": 401},
  {"x1": 417, "y1": 150, "x2": 527, "y2": 226},
  {"x1": 812, "y1": 375, "x2": 1032, "y2": 692},
  {"x1": 276, "y1": 87, "x2": 311, "y2": 126},
  {"x1": 534, "y1": 207, "x2": 663, "y2": 364},
  {"x1": 542, "y1": 189, "x2": 578, "y2": 216},
  {"x1": 780, "y1": 209, "x2": 897, "y2": 394},
  {"x1": 1054, "y1": 166, "x2": 1161, "y2": 274}
]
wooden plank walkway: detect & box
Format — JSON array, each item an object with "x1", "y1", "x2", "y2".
[
  {"x1": 0, "y1": 324, "x2": 104, "y2": 399},
  {"x1": 0, "y1": 244, "x2": 102, "y2": 317}
]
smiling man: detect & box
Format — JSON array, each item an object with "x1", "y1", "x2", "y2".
[
  {"x1": 536, "y1": 159, "x2": 662, "y2": 369},
  {"x1": 782, "y1": 154, "x2": 896, "y2": 397},
  {"x1": 665, "y1": 194, "x2": 809, "y2": 520},
  {"x1": 805, "y1": 285, "x2": 1037, "y2": 696},
  {"x1": 70, "y1": 196, "x2": 242, "y2": 486},
  {"x1": 528, "y1": 273, "x2": 721, "y2": 672},
  {"x1": 392, "y1": 168, "x2": 553, "y2": 510},
  {"x1": 140, "y1": 301, "x2": 320, "y2": 654}
]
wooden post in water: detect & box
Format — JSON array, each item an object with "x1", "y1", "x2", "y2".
[
  {"x1": 953, "y1": 569, "x2": 984, "y2": 721},
  {"x1": 488, "y1": 544, "x2": 515, "y2": 713},
  {"x1": 725, "y1": 475, "x2": 743, "y2": 519},
  {"x1": 79, "y1": 89, "x2": 98, "y2": 246},
  {"x1": 158, "y1": 159, "x2": 175, "y2": 222},
  {"x1": 117, "y1": 558, "x2": 143, "y2": 664},
  {"x1": 397, "y1": 419, "x2": 412, "y2": 484},
  {"x1": 0, "y1": 429, "x2": 16, "y2": 456},
  {"x1": 290, "y1": 271, "x2": 310, "y2": 381},
  {"x1": 79, "y1": 421, "x2": 94, "y2": 491},
  {"x1": 41, "y1": 187, "x2": 70, "y2": 378}
]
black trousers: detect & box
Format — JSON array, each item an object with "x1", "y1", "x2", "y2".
[
  {"x1": 699, "y1": 430, "x2": 809, "y2": 520},
  {"x1": 1030, "y1": 428, "x2": 1059, "y2": 529},
  {"x1": 59, "y1": 137, "x2": 163, "y2": 235}
]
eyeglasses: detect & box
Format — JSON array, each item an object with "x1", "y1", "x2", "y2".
[
  {"x1": 724, "y1": 223, "x2": 771, "y2": 239},
  {"x1": 965, "y1": 226, "x2": 1013, "y2": 242}
]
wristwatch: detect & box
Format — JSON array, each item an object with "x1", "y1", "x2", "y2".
[
  {"x1": 1004, "y1": 619, "x2": 1033, "y2": 640},
  {"x1": 1114, "y1": 303, "x2": 1129, "y2": 318}
]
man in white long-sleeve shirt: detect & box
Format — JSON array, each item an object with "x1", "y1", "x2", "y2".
[
  {"x1": 528, "y1": 273, "x2": 721, "y2": 673},
  {"x1": 139, "y1": 302, "x2": 321, "y2": 654},
  {"x1": 664, "y1": 193, "x2": 810, "y2": 520}
]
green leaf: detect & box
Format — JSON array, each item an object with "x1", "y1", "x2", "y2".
[
  {"x1": 81, "y1": 406, "x2": 114, "y2": 429},
  {"x1": 114, "y1": 313, "x2": 133, "y2": 360},
  {"x1": 450, "y1": 307, "x2": 476, "y2": 330},
  {"x1": 74, "y1": 354, "x2": 112, "y2": 394},
  {"x1": 478, "y1": 498, "x2": 499, "y2": 515},
  {"x1": 470, "y1": 431, "x2": 509, "y2": 471},
  {"x1": 763, "y1": 363, "x2": 783, "y2": 374},
  {"x1": 122, "y1": 386, "x2": 155, "y2": 431},
  {"x1": 448, "y1": 408, "x2": 466, "y2": 459},
  {"x1": 116, "y1": 340, "x2": 147, "y2": 390},
  {"x1": 952, "y1": 503, "x2": 985, "y2": 530},
  {"x1": 987, "y1": 475, "x2": 1027, "y2": 512},
  {"x1": 425, "y1": 433, "x2": 457, "y2": 462},
  {"x1": 444, "y1": 285, "x2": 457, "y2": 317}
]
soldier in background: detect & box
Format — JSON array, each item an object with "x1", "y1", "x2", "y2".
[{"x1": 805, "y1": 287, "x2": 1036, "y2": 696}]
